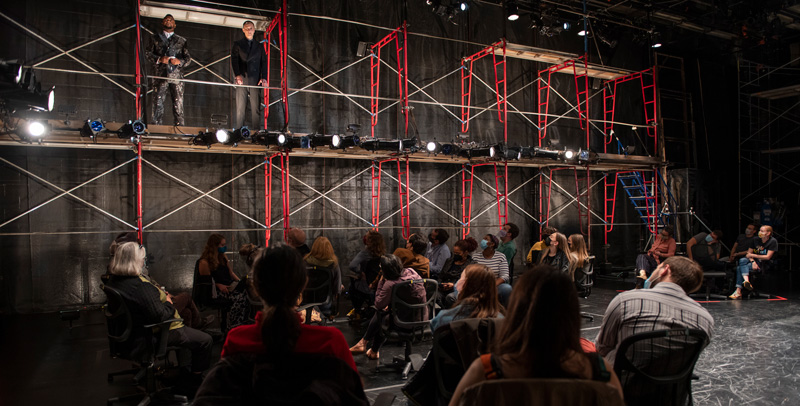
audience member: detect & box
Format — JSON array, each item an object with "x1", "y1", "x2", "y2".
[
  {"x1": 405, "y1": 233, "x2": 431, "y2": 277},
  {"x1": 198, "y1": 233, "x2": 249, "y2": 330},
  {"x1": 304, "y1": 236, "x2": 344, "y2": 316},
  {"x1": 285, "y1": 227, "x2": 310, "y2": 257},
  {"x1": 231, "y1": 20, "x2": 268, "y2": 130},
  {"x1": 439, "y1": 237, "x2": 478, "y2": 306},
  {"x1": 730, "y1": 225, "x2": 778, "y2": 300},
  {"x1": 430, "y1": 264, "x2": 504, "y2": 332},
  {"x1": 496, "y1": 222, "x2": 519, "y2": 268},
  {"x1": 526, "y1": 226, "x2": 557, "y2": 264},
  {"x1": 457, "y1": 234, "x2": 511, "y2": 306},
  {"x1": 238, "y1": 243, "x2": 262, "y2": 300},
  {"x1": 394, "y1": 247, "x2": 430, "y2": 279},
  {"x1": 426, "y1": 228, "x2": 451, "y2": 277},
  {"x1": 595, "y1": 256, "x2": 713, "y2": 365},
  {"x1": 106, "y1": 242, "x2": 212, "y2": 388},
  {"x1": 634, "y1": 226, "x2": 676, "y2": 288},
  {"x1": 729, "y1": 223, "x2": 758, "y2": 263},
  {"x1": 538, "y1": 232, "x2": 572, "y2": 274},
  {"x1": 450, "y1": 266, "x2": 624, "y2": 406},
  {"x1": 349, "y1": 255, "x2": 426, "y2": 360},
  {"x1": 568, "y1": 234, "x2": 589, "y2": 278},
  {"x1": 686, "y1": 229, "x2": 725, "y2": 272},
  {"x1": 195, "y1": 244, "x2": 368, "y2": 405},
  {"x1": 346, "y1": 230, "x2": 385, "y2": 319}
]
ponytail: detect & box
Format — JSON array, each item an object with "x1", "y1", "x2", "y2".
[{"x1": 260, "y1": 304, "x2": 302, "y2": 358}]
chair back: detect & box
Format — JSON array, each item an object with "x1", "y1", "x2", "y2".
[
  {"x1": 575, "y1": 256, "x2": 595, "y2": 298},
  {"x1": 102, "y1": 284, "x2": 134, "y2": 349},
  {"x1": 192, "y1": 259, "x2": 214, "y2": 307},
  {"x1": 458, "y1": 378, "x2": 623, "y2": 406},
  {"x1": 300, "y1": 264, "x2": 334, "y2": 309},
  {"x1": 433, "y1": 318, "x2": 505, "y2": 401},
  {"x1": 389, "y1": 279, "x2": 437, "y2": 331},
  {"x1": 613, "y1": 328, "x2": 709, "y2": 406}
]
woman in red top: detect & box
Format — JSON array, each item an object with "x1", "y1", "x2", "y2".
[
  {"x1": 635, "y1": 226, "x2": 676, "y2": 287},
  {"x1": 220, "y1": 244, "x2": 357, "y2": 371}
]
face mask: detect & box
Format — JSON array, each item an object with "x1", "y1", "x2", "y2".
[
  {"x1": 705, "y1": 235, "x2": 713, "y2": 243},
  {"x1": 479, "y1": 239, "x2": 488, "y2": 250},
  {"x1": 497, "y1": 229, "x2": 507, "y2": 238},
  {"x1": 218, "y1": 246, "x2": 227, "y2": 254},
  {"x1": 745, "y1": 229, "x2": 754, "y2": 236},
  {"x1": 758, "y1": 231, "x2": 765, "y2": 238},
  {"x1": 543, "y1": 236, "x2": 552, "y2": 247},
  {"x1": 643, "y1": 271, "x2": 660, "y2": 289},
  {"x1": 453, "y1": 254, "x2": 463, "y2": 262}
]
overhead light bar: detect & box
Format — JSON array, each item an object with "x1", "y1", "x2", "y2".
[{"x1": 139, "y1": 0, "x2": 271, "y2": 30}]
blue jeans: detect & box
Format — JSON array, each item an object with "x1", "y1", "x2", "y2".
[
  {"x1": 735, "y1": 257, "x2": 751, "y2": 289},
  {"x1": 497, "y1": 283, "x2": 512, "y2": 307}
]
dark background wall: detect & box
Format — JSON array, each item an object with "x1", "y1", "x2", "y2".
[{"x1": 0, "y1": 0, "x2": 745, "y2": 313}]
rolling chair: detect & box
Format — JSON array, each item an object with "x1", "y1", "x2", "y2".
[
  {"x1": 575, "y1": 256, "x2": 596, "y2": 322},
  {"x1": 458, "y1": 378, "x2": 624, "y2": 406},
  {"x1": 613, "y1": 328, "x2": 709, "y2": 406},
  {"x1": 377, "y1": 278, "x2": 438, "y2": 379},
  {"x1": 102, "y1": 284, "x2": 188, "y2": 406},
  {"x1": 689, "y1": 245, "x2": 729, "y2": 301},
  {"x1": 297, "y1": 264, "x2": 334, "y2": 325}
]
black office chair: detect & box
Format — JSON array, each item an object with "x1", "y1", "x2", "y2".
[
  {"x1": 613, "y1": 328, "x2": 709, "y2": 406},
  {"x1": 192, "y1": 259, "x2": 232, "y2": 331},
  {"x1": 102, "y1": 284, "x2": 188, "y2": 406},
  {"x1": 298, "y1": 264, "x2": 334, "y2": 325},
  {"x1": 575, "y1": 256, "x2": 595, "y2": 322},
  {"x1": 689, "y1": 245, "x2": 729, "y2": 301},
  {"x1": 378, "y1": 278, "x2": 438, "y2": 379}
]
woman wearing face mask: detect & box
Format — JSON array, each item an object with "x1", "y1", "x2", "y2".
[
  {"x1": 439, "y1": 237, "x2": 478, "y2": 307},
  {"x1": 198, "y1": 233, "x2": 248, "y2": 330},
  {"x1": 456, "y1": 234, "x2": 512, "y2": 306},
  {"x1": 538, "y1": 232, "x2": 572, "y2": 274}
]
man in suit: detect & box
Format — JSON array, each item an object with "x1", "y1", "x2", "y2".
[
  {"x1": 146, "y1": 14, "x2": 191, "y2": 126},
  {"x1": 231, "y1": 20, "x2": 268, "y2": 130}
]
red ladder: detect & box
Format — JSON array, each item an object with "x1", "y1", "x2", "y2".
[
  {"x1": 537, "y1": 56, "x2": 589, "y2": 147},
  {"x1": 602, "y1": 82, "x2": 617, "y2": 151},
  {"x1": 575, "y1": 168, "x2": 591, "y2": 236},
  {"x1": 461, "y1": 162, "x2": 508, "y2": 238},
  {"x1": 603, "y1": 172, "x2": 618, "y2": 245},
  {"x1": 460, "y1": 39, "x2": 507, "y2": 141},
  {"x1": 264, "y1": 151, "x2": 290, "y2": 245},
  {"x1": 370, "y1": 23, "x2": 409, "y2": 138},
  {"x1": 461, "y1": 164, "x2": 473, "y2": 238},
  {"x1": 263, "y1": 3, "x2": 289, "y2": 130},
  {"x1": 371, "y1": 158, "x2": 412, "y2": 238},
  {"x1": 640, "y1": 70, "x2": 658, "y2": 151}
]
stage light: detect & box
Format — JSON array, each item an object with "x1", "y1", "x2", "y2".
[
  {"x1": 119, "y1": 119, "x2": 146, "y2": 139},
  {"x1": 192, "y1": 131, "x2": 218, "y2": 147},
  {"x1": 309, "y1": 133, "x2": 336, "y2": 148},
  {"x1": 426, "y1": 141, "x2": 441, "y2": 154},
  {"x1": 651, "y1": 32, "x2": 662, "y2": 48},
  {"x1": 458, "y1": 1, "x2": 468, "y2": 11},
  {"x1": 578, "y1": 149, "x2": 590, "y2": 161},
  {"x1": 506, "y1": 1, "x2": 519, "y2": 21},
  {"x1": 441, "y1": 143, "x2": 461, "y2": 155},
  {"x1": 215, "y1": 129, "x2": 230, "y2": 144},
  {"x1": 578, "y1": 29, "x2": 589, "y2": 36},
  {"x1": 500, "y1": 145, "x2": 522, "y2": 160},
  {"x1": 332, "y1": 134, "x2": 360, "y2": 149},
  {"x1": 26, "y1": 120, "x2": 49, "y2": 137},
  {"x1": 533, "y1": 147, "x2": 561, "y2": 160},
  {"x1": 460, "y1": 145, "x2": 496, "y2": 159},
  {"x1": 1, "y1": 86, "x2": 55, "y2": 112},
  {"x1": 564, "y1": 149, "x2": 575, "y2": 160},
  {"x1": 251, "y1": 131, "x2": 288, "y2": 147},
  {"x1": 80, "y1": 119, "x2": 105, "y2": 138},
  {"x1": 360, "y1": 138, "x2": 417, "y2": 153},
  {"x1": 563, "y1": 22, "x2": 571, "y2": 31},
  {"x1": 284, "y1": 135, "x2": 310, "y2": 149},
  {"x1": 0, "y1": 60, "x2": 23, "y2": 84}
]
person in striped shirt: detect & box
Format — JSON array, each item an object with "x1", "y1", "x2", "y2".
[{"x1": 455, "y1": 233, "x2": 512, "y2": 306}]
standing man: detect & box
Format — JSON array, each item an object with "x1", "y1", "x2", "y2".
[
  {"x1": 231, "y1": 21, "x2": 268, "y2": 130},
  {"x1": 425, "y1": 229, "x2": 450, "y2": 277},
  {"x1": 146, "y1": 14, "x2": 191, "y2": 126}
]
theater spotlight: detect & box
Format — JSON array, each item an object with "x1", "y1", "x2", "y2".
[
  {"x1": 309, "y1": 133, "x2": 337, "y2": 148},
  {"x1": 252, "y1": 130, "x2": 288, "y2": 147},
  {"x1": 26, "y1": 120, "x2": 50, "y2": 138},
  {"x1": 192, "y1": 131, "x2": 218, "y2": 148},
  {"x1": 218, "y1": 126, "x2": 250, "y2": 146},
  {"x1": 332, "y1": 134, "x2": 360, "y2": 149},
  {"x1": 0, "y1": 60, "x2": 23, "y2": 84},
  {"x1": 519, "y1": 146, "x2": 535, "y2": 159},
  {"x1": 506, "y1": 1, "x2": 519, "y2": 21},
  {"x1": 532, "y1": 147, "x2": 561, "y2": 160},
  {"x1": 215, "y1": 129, "x2": 231, "y2": 144},
  {"x1": 426, "y1": 141, "x2": 442, "y2": 154},
  {"x1": 360, "y1": 138, "x2": 417, "y2": 153},
  {"x1": 440, "y1": 143, "x2": 461, "y2": 156},
  {"x1": 119, "y1": 119, "x2": 146, "y2": 139},
  {"x1": 284, "y1": 135, "x2": 310, "y2": 149},
  {"x1": 80, "y1": 119, "x2": 105, "y2": 138},
  {"x1": 1, "y1": 86, "x2": 55, "y2": 112},
  {"x1": 460, "y1": 145, "x2": 496, "y2": 159},
  {"x1": 563, "y1": 149, "x2": 576, "y2": 160},
  {"x1": 500, "y1": 145, "x2": 522, "y2": 160}
]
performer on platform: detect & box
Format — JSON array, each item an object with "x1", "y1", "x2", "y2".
[
  {"x1": 146, "y1": 14, "x2": 191, "y2": 126},
  {"x1": 231, "y1": 20, "x2": 268, "y2": 130}
]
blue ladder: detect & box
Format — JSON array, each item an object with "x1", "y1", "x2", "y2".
[{"x1": 617, "y1": 172, "x2": 662, "y2": 233}]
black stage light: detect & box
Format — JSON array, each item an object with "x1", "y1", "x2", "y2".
[
  {"x1": 218, "y1": 126, "x2": 250, "y2": 146},
  {"x1": 215, "y1": 129, "x2": 231, "y2": 144},
  {"x1": 1, "y1": 86, "x2": 55, "y2": 112},
  {"x1": 426, "y1": 141, "x2": 442, "y2": 154},
  {"x1": 519, "y1": 146, "x2": 535, "y2": 159},
  {"x1": 80, "y1": 118, "x2": 105, "y2": 138},
  {"x1": 563, "y1": 149, "x2": 575, "y2": 160},
  {"x1": 192, "y1": 131, "x2": 218, "y2": 148},
  {"x1": 499, "y1": 145, "x2": 522, "y2": 160},
  {"x1": 360, "y1": 138, "x2": 402, "y2": 152},
  {"x1": 0, "y1": 60, "x2": 23, "y2": 84},
  {"x1": 506, "y1": 1, "x2": 519, "y2": 21},
  {"x1": 459, "y1": 145, "x2": 496, "y2": 159},
  {"x1": 25, "y1": 120, "x2": 50, "y2": 138},
  {"x1": 458, "y1": 1, "x2": 469, "y2": 11},
  {"x1": 533, "y1": 147, "x2": 561, "y2": 160},
  {"x1": 441, "y1": 143, "x2": 461, "y2": 156},
  {"x1": 252, "y1": 130, "x2": 288, "y2": 147},
  {"x1": 119, "y1": 119, "x2": 146, "y2": 139},
  {"x1": 284, "y1": 135, "x2": 310, "y2": 149},
  {"x1": 332, "y1": 134, "x2": 360, "y2": 149},
  {"x1": 309, "y1": 133, "x2": 336, "y2": 148}
]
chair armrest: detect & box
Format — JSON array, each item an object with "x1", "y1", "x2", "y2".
[
  {"x1": 143, "y1": 318, "x2": 182, "y2": 329},
  {"x1": 144, "y1": 318, "x2": 182, "y2": 359}
]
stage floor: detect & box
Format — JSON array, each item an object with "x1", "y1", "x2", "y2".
[{"x1": 1, "y1": 277, "x2": 798, "y2": 405}]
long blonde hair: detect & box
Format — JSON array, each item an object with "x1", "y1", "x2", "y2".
[
  {"x1": 539, "y1": 232, "x2": 572, "y2": 264},
  {"x1": 568, "y1": 234, "x2": 588, "y2": 278},
  {"x1": 305, "y1": 236, "x2": 338, "y2": 266}
]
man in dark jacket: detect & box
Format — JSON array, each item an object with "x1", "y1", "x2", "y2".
[
  {"x1": 146, "y1": 14, "x2": 191, "y2": 126},
  {"x1": 231, "y1": 20, "x2": 268, "y2": 130}
]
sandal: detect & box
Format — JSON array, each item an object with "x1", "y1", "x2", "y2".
[
  {"x1": 365, "y1": 349, "x2": 380, "y2": 360},
  {"x1": 728, "y1": 293, "x2": 742, "y2": 300},
  {"x1": 349, "y1": 340, "x2": 367, "y2": 354},
  {"x1": 743, "y1": 281, "x2": 753, "y2": 290}
]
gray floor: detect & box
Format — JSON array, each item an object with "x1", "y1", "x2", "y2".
[{"x1": 1, "y1": 276, "x2": 799, "y2": 405}]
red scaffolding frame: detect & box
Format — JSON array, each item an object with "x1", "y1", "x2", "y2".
[
  {"x1": 460, "y1": 39, "x2": 508, "y2": 141},
  {"x1": 264, "y1": 150, "x2": 290, "y2": 245},
  {"x1": 537, "y1": 56, "x2": 590, "y2": 148},
  {"x1": 538, "y1": 167, "x2": 590, "y2": 235},
  {"x1": 263, "y1": 1, "x2": 289, "y2": 130},
  {"x1": 370, "y1": 157, "x2": 411, "y2": 239},
  {"x1": 369, "y1": 22, "x2": 409, "y2": 139},
  {"x1": 461, "y1": 162, "x2": 508, "y2": 238}
]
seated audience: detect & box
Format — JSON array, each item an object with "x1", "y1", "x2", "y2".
[
  {"x1": 526, "y1": 226, "x2": 557, "y2": 264},
  {"x1": 457, "y1": 234, "x2": 512, "y2": 306},
  {"x1": 405, "y1": 233, "x2": 431, "y2": 277},
  {"x1": 196, "y1": 244, "x2": 366, "y2": 405},
  {"x1": 106, "y1": 242, "x2": 212, "y2": 385},
  {"x1": 285, "y1": 227, "x2": 310, "y2": 257},
  {"x1": 730, "y1": 225, "x2": 778, "y2": 299},
  {"x1": 450, "y1": 266, "x2": 624, "y2": 406},
  {"x1": 426, "y1": 228, "x2": 451, "y2": 278},
  {"x1": 238, "y1": 243, "x2": 262, "y2": 299},
  {"x1": 538, "y1": 232, "x2": 572, "y2": 274},
  {"x1": 568, "y1": 233, "x2": 589, "y2": 278},
  {"x1": 634, "y1": 226, "x2": 676, "y2": 287},
  {"x1": 595, "y1": 256, "x2": 714, "y2": 365},
  {"x1": 686, "y1": 229, "x2": 725, "y2": 272},
  {"x1": 729, "y1": 223, "x2": 758, "y2": 264},
  {"x1": 394, "y1": 247, "x2": 430, "y2": 280},
  {"x1": 430, "y1": 264, "x2": 504, "y2": 332},
  {"x1": 439, "y1": 237, "x2": 478, "y2": 306},
  {"x1": 304, "y1": 236, "x2": 344, "y2": 302},
  {"x1": 197, "y1": 233, "x2": 250, "y2": 330},
  {"x1": 496, "y1": 222, "x2": 519, "y2": 268},
  {"x1": 346, "y1": 230, "x2": 385, "y2": 319},
  {"x1": 349, "y1": 254, "x2": 426, "y2": 360}
]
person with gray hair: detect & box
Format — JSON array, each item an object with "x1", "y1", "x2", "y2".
[
  {"x1": 231, "y1": 20, "x2": 268, "y2": 130},
  {"x1": 105, "y1": 242, "x2": 212, "y2": 386}
]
